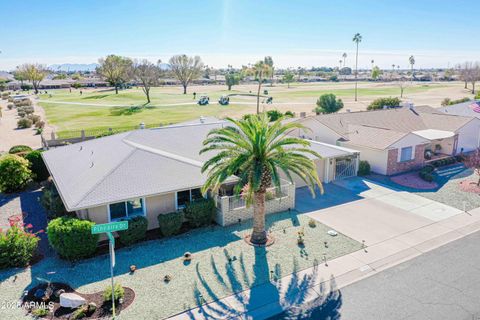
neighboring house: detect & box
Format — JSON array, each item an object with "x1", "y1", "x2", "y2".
[
  {"x1": 438, "y1": 100, "x2": 480, "y2": 118},
  {"x1": 43, "y1": 118, "x2": 357, "y2": 229},
  {"x1": 289, "y1": 106, "x2": 480, "y2": 175}
]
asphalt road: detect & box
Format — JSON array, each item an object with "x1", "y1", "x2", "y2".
[{"x1": 339, "y1": 231, "x2": 480, "y2": 320}]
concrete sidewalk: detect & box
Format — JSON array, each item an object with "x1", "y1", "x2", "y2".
[{"x1": 168, "y1": 208, "x2": 480, "y2": 320}]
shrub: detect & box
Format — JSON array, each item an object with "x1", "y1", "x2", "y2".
[
  {"x1": 157, "y1": 211, "x2": 184, "y2": 237},
  {"x1": 266, "y1": 110, "x2": 283, "y2": 121},
  {"x1": 31, "y1": 307, "x2": 49, "y2": 317},
  {"x1": 47, "y1": 217, "x2": 99, "y2": 260},
  {"x1": 184, "y1": 198, "x2": 216, "y2": 228},
  {"x1": 27, "y1": 114, "x2": 41, "y2": 124},
  {"x1": 35, "y1": 120, "x2": 45, "y2": 129},
  {"x1": 441, "y1": 98, "x2": 451, "y2": 106},
  {"x1": 117, "y1": 216, "x2": 148, "y2": 246},
  {"x1": 25, "y1": 150, "x2": 49, "y2": 182},
  {"x1": 9, "y1": 145, "x2": 32, "y2": 154},
  {"x1": 0, "y1": 225, "x2": 40, "y2": 269},
  {"x1": 357, "y1": 160, "x2": 371, "y2": 176},
  {"x1": 40, "y1": 182, "x2": 69, "y2": 219},
  {"x1": 17, "y1": 99, "x2": 32, "y2": 107},
  {"x1": 367, "y1": 97, "x2": 401, "y2": 110},
  {"x1": 419, "y1": 172, "x2": 434, "y2": 182},
  {"x1": 314, "y1": 93, "x2": 344, "y2": 114},
  {"x1": 0, "y1": 154, "x2": 32, "y2": 193},
  {"x1": 7, "y1": 103, "x2": 14, "y2": 110},
  {"x1": 284, "y1": 110, "x2": 295, "y2": 118},
  {"x1": 17, "y1": 118, "x2": 33, "y2": 129},
  {"x1": 103, "y1": 283, "x2": 124, "y2": 302},
  {"x1": 17, "y1": 105, "x2": 34, "y2": 114},
  {"x1": 17, "y1": 110, "x2": 26, "y2": 117}
]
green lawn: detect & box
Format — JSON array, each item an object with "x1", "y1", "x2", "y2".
[{"x1": 37, "y1": 82, "x2": 452, "y2": 137}]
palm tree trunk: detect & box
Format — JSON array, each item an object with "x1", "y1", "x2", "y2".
[
  {"x1": 251, "y1": 191, "x2": 267, "y2": 245},
  {"x1": 354, "y1": 42, "x2": 359, "y2": 102},
  {"x1": 256, "y1": 80, "x2": 262, "y2": 114}
]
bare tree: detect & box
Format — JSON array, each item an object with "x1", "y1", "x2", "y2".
[
  {"x1": 466, "y1": 148, "x2": 480, "y2": 186},
  {"x1": 169, "y1": 54, "x2": 203, "y2": 94},
  {"x1": 17, "y1": 63, "x2": 48, "y2": 94},
  {"x1": 397, "y1": 78, "x2": 409, "y2": 98},
  {"x1": 133, "y1": 59, "x2": 160, "y2": 103},
  {"x1": 97, "y1": 55, "x2": 133, "y2": 94}
]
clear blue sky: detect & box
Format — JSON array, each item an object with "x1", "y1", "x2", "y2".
[{"x1": 1, "y1": 0, "x2": 478, "y2": 70}]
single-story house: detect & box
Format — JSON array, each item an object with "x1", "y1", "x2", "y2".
[
  {"x1": 288, "y1": 106, "x2": 480, "y2": 175},
  {"x1": 438, "y1": 100, "x2": 480, "y2": 118},
  {"x1": 43, "y1": 117, "x2": 358, "y2": 229}
]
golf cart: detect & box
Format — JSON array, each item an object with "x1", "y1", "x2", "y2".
[
  {"x1": 218, "y1": 95, "x2": 230, "y2": 105},
  {"x1": 197, "y1": 96, "x2": 210, "y2": 106}
]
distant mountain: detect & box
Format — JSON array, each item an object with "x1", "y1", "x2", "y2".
[
  {"x1": 49, "y1": 63, "x2": 98, "y2": 72},
  {"x1": 159, "y1": 63, "x2": 171, "y2": 71}
]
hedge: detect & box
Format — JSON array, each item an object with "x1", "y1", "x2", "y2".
[
  {"x1": 117, "y1": 216, "x2": 148, "y2": 246},
  {"x1": 9, "y1": 145, "x2": 33, "y2": 154},
  {"x1": 184, "y1": 198, "x2": 216, "y2": 228},
  {"x1": 47, "y1": 217, "x2": 99, "y2": 260},
  {"x1": 0, "y1": 154, "x2": 32, "y2": 193},
  {"x1": 157, "y1": 211, "x2": 184, "y2": 237},
  {"x1": 0, "y1": 225, "x2": 40, "y2": 269},
  {"x1": 25, "y1": 150, "x2": 49, "y2": 182}
]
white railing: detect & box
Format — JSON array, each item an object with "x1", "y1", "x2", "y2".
[{"x1": 216, "y1": 182, "x2": 291, "y2": 211}]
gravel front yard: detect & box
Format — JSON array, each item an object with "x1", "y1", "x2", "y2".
[{"x1": 0, "y1": 210, "x2": 361, "y2": 319}]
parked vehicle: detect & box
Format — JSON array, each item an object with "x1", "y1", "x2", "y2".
[
  {"x1": 198, "y1": 96, "x2": 210, "y2": 105},
  {"x1": 218, "y1": 96, "x2": 230, "y2": 105}
]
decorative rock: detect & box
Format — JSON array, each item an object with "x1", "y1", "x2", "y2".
[
  {"x1": 87, "y1": 302, "x2": 97, "y2": 313},
  {"x1": 327, "y1": 230, "x2": 338, "y2": 237},
  {"x1": 54, "y1": 289, "x2": 65, "y2": 298},
  {"x1": 183, "y1": 252, "x2": 192, "y2": 261},
  {"x1": 59, "y1": 292, "x2": 86, "y2": 308}
]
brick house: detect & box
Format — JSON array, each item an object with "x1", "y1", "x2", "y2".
[{"x1": 289, "y1": 106, "x2": 480, "y2": 175}]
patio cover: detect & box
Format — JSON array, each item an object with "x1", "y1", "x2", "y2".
[{"x1": 412, "y1": 129, "x2": 455, "y2": 140}]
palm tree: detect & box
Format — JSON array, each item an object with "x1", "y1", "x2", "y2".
[
  {"x1": 409, "y1": 55, "x2": 415, "y2": 81},
  {"x1": 339, "y1": 60, "x2": 343, "y2": 70},
  {"x1": 250, "y1": 60, "x2": 272, "y2": 114},
  {"x1": 200, "y1": 114, "x2": 322, "y2": 245},
  {"x1": 342, "y1": 53, "x2": 347, "y2": 67},
  {"x1": 352, "y1": 33, "x2": 362, "y2": 101},
  {"x1": 371, "y1": 59, "x2": 375, "y2": 70}
]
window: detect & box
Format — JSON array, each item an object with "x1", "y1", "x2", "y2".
[
  {"x1": 176, "y1": 188, "x2": 204, "y2": 209},
  {"x1": 400, "y1": 147, "x2": 413, "y2": 162},
  {"x1": 177, "y1": 190, "x2": 190, "y2": 208},
  {"x1": 109, "y1": 198, "x2": 145, "y2": 221}
]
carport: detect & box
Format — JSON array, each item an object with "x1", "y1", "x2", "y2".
[{"x1": 292, "y1": 140, "x2": 360, "y2": 188}]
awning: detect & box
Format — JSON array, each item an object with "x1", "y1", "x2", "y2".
[{"x1": 412, "y1": 129, "x2": 455, "y2": 140}]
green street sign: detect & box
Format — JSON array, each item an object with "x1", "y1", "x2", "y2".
[{"x1": 91, "y1": 221, "x2": 128, "y2": 234}]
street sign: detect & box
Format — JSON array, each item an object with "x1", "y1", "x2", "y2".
[
  {"x1": 90, "y1": 221, "x2": 129, "y2": 320},
  {"x1": 91, "y1": 221, "x2": 128, "y2": 234}
]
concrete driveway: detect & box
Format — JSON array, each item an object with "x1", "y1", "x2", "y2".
[{"x1": 298, "y1": 177, "x2": 463, "y2": 246}]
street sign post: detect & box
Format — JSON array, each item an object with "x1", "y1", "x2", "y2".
[{"x1": 91, "y1": 221, "x2": 128, "y2": 319}]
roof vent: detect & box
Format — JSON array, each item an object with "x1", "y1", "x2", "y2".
[
  {"x1": 79, "y1": 146, "x2": 83, "y2": 151},
  {"x1": 90, "y1": 162, "x2": 94, "y2": 168}
]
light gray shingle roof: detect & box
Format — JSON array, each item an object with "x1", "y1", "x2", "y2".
[{"x1": 306, "y1": 106, "x2": 474, "y2": 149}]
